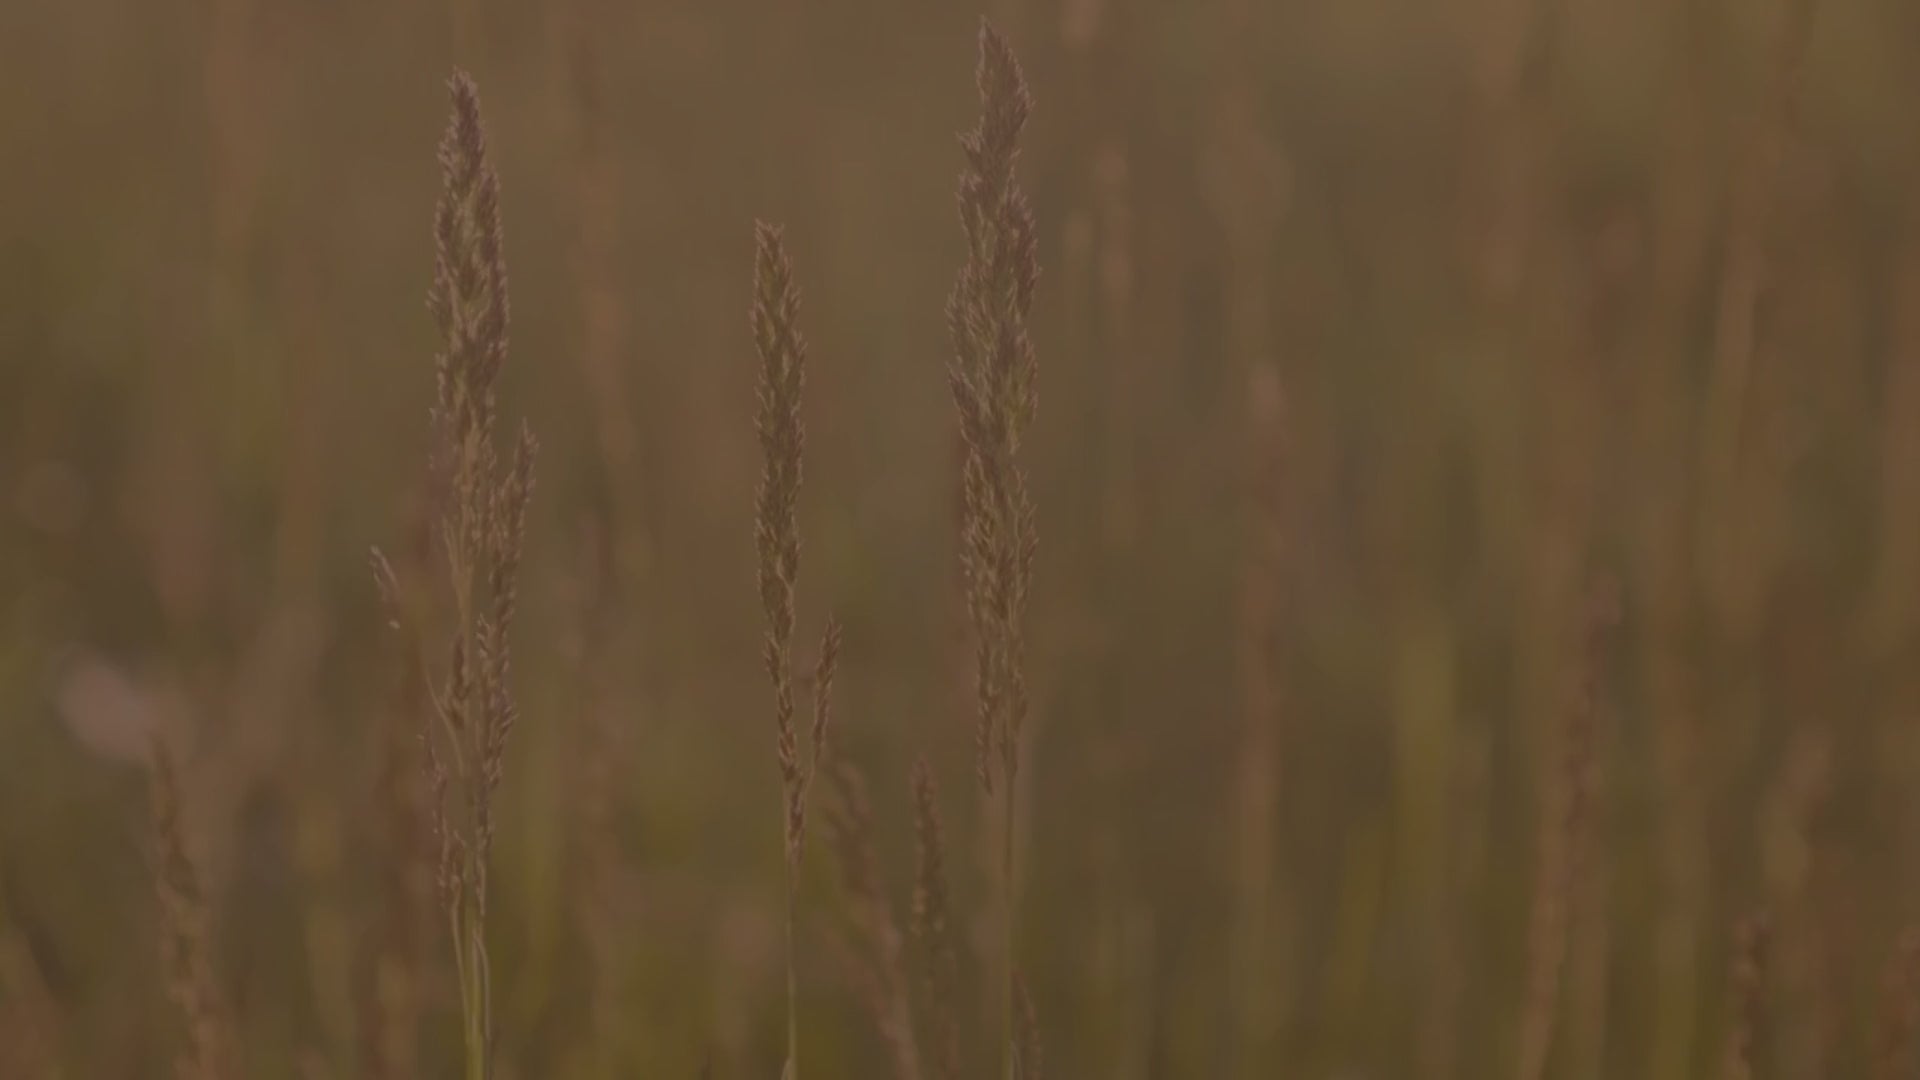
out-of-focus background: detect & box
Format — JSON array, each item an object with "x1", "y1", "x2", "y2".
[{"x1": 3, "y1": 0, "x2": 1918, "y2": 1075}]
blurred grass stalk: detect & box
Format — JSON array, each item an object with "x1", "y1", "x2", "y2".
[
  {"x1": 749, "y1": 218, "x2": 842, "y2": 1080},
  {"x1": 945, "y1": 21, "x2": 1042, "y2": 1078},
  {"x1": 1209, "y1": 32, "x2": 1292, "y2": 1080},
  {"x1": 378, "y1": 69, "x2": 541, "y2": 1080}
]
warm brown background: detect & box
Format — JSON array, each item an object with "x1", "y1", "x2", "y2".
[{"x1": 3, "y1": 0, "x2": 1919, "y2": 1076}]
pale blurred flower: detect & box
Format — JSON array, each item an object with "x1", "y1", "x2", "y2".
[{"x1": 52, "y1": 652, "x2": 170, "y2": 766}]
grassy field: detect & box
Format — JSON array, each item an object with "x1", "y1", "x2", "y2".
[{"x1": 3, "y1": 0, "x2": 1920, "y2": 1076}]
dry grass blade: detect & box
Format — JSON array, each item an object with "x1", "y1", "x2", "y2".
[{"x1": 148, "y1": 739, "x2": 237, "y2": 1080}]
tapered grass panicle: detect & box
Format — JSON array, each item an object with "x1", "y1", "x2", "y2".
[
  {"x1": 148, "y1": 740, "x2": 237, "y2": 1080},
  {"x1": 753, "y1": 221, "x2": 807, "y2": 750},
  {"x1": 751, "y1": 219, "x2": 840, "y2": 1080},
  {"x1": 946, "y1": 21, "x2": 1041, "y2": 1079},
  {"x1": 947, "y1": 20, "x2": 1040, "y2": 796},
  {"x1": 375, "y1": 68, "x2": 538, "y2": 1080}
]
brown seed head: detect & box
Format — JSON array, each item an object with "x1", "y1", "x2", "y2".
[{"x1": 947, "y1": 21, "x2": 1040, "y2": 794}]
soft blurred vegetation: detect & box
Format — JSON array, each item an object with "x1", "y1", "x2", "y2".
[{"x1": 4, "y1": 0, "x2": 1920, "y2": 1076}]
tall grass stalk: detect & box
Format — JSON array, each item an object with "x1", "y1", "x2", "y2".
[
  {"x1": 751, "y1": 219, "x2": 841, "y2": 1080},
  {"x1": 946, "y1": 20, "x2": 1040, "y2": 1078},
  {"x1": 375, "y1": 69, "x2": 538, "y2": 1080}
]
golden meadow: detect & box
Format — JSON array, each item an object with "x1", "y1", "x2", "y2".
[{"x1": 2, "y1": 0, "x2": 1918, "y2": 1076}]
